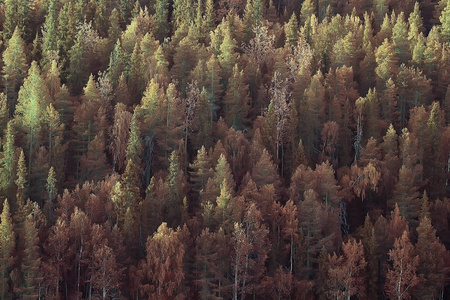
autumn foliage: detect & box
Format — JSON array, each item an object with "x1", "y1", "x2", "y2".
[{"x1": 0, "y1": 0, "x2": 448, "y2": 299}]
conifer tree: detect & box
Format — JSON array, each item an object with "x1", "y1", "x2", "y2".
[
  {"x1": 375, "y1": 39, "x2": 399, "y2": 89},
  {"x1": 440, "y1": 0, "x2": 450, "y2": 42},
  {"x1": 392, "y1": 12, "x2": 410, "y2": 65},
  {"x1": 385, "y1": 231, "x2": 419, "y2": 300},
  {"x1": 285, "y1": 13, "x2": 299, "y2": 47},
  {"x1": 154, "y1": 0, "x2": 169, "y2": 42},
  {"x1": 108, "y1": 8, "x2": 121, "y2": 49},
  {"x1": 41, "y1": 0, "x2": 59, "y2": 69},
  {"x1": 218, "y1": 25, "x2": 239, "y2": 87},
  {"x1": 232, "y1": 203, "x2": 270, "y2": 300},
  {"x1": 204, "y1": 0, "x2": 215, "y2": 37},
  {"x1": 79, "y1": 135, "x2": 109, "y2": 183},
  {"x1": 0, "y1": 199, "x2": 15, "y2": 300},
  {"x1": 44, "y1": 104, "x2": 65, "y2": 180},
  {"x1": 15, "y1": 61, "x2": 50, "y2": 175},
  {"x1": 91, "y1": 244, "x2": 122, "y2": 299},
  {"x1": 56, "y1": 1, "x2": 77, "y2": 71},
  {"x1": 45, "y1": 167, "x2": 57, "y2": 218},
  {"x1": 300, "y1": 0, "x2": 316, "y2": 25},
  {"x1": 172, "y1": 30, "x2": 199, "y2": 95},
  {"x1": 127, "y1": 41, "x2": 145, "y2": 101},
  {"x1": 2, "y1": 27, "x2": 28, "y2": 113},
  {"x1": 3, "y1": 0, "x2": 33, "y2": 40},
  {"x1": 43, "y1": 216, "x2": 69, "y2": 299},
  {"x1": 189, "y1": 146, "x2": 213, "y2": 195},
  {"x1": 391, "y1": 165, "x2": 420, "y2": 222},
  {"x1": 0, "y1": 94, "x2": 8, "y2": 135},
  {"x1": 205, "y1": 54, "x2": 223, "y2": 119},
  {"x1": 68, "y1": 28, "x2": 88, "y2": 95},
  {"x1": 166, "y1": 151, "x2": 186, "y2": 227},
  {"x1": 327, "y1": 239, "x2": 367, "y2": 299},
  {"x1": 414, "y1": 215, "x2": 448, "y2": 298},
  {"x1": 302, "y1": 70, "x2": 326, "y2": 158},
  {"x1": 214, "y1": 179, "x2": 234, "y2": 229},
  {"x1": 15, "y1": 149, "x2": 27, "y2": 207},
  {"x1": 20, "y1": 214, "x2": 42, "y2": 299},
  {"x1": 119, "y1": 0, "x2": 133, "y2": 25},
  {"x1": 126, "y1": 110, "x2": 143, "y2": 169},
  {"x1": 0, "y1": 122, "x2": 16, "y2": 202},
  {"x1": 224, "y1": 65, "x2": 250, "y2": 130},
  {"x1": 195, "y1": 227, "x2": 228, "y2": 299},
  {"x1": 139, "y1": 222, "x2": 185, "y2": 299},
  {"x1": 107, "y1": 40, "x2": 125, "y2": 88},
  {"x1": 408, "y1": 2, "x2": 424, "y2": 45}
]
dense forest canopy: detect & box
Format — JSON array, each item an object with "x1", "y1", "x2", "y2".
[{"x1": 0, "y1": 0, "x2": 449, "y2": 299}]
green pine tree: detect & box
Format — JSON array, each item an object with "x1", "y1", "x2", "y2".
[
  {"x1": 0, "y1": 199, "x2": 15, "y2": 300},
  {"x1": 441, "y1": 0, "x2": 450, "y2": 42},
  {"x1": 0, "y1": 122, "x2": 16, "y2": 203},
  {"x1": 16, "y1": 61, "x2": 51, "y2": 173},
  {"x1": 154, "y1": 0, "x2": 169, "y2": 42},
  {"x1": 2, "y1": 27, "x2": 28, "y2": 114}
]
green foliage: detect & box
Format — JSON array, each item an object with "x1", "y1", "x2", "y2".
[
  {"x1": 2, "y1": 27, "x2": 28, "y2": 113},
  {"x1": 0, "y1": 199, "x2": 15, "y2": 300},
  {"x1": 3, "y1": 0, "x2": 34, "y2": 41},
  {"x1": 16, "y1": 61, "x2": 51, "y2": 173},
  {"x1": 154, "y1": 0, "x2": 169, "y2": 42},
  {"x1": 440, "y1": 0, "x2": 450, "y2": 42},
  {"x1": 0, "y1": 122, "x2": 16, "y2": 202}
]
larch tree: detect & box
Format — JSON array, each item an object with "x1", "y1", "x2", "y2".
[
  {"x1": 265, "y1": 72, "x2": 290, "y2": 176},
  {"x1": 385, "y1": 231, "x2": 419, "y2": 300},
  {"x1": 90, "y1": 244, "x2": 123, "y2": 299},
  {"x1": 195, "y1": 227, "x2": 229, "y2": 299},
  {"x1": 414, "y1": 215, "x2": 449, "y2": 298},
  {"x1": 0, "y1": 199, "x2": 15, "y2": 300},
  {"x1": 204, "y1": 54, "x2": 223, "y2": 120},
  {"x1": 302, "y1": 70, "x2": 326, "y2": 159},
  {"x1": 327, "y1": 238, "x2": 367, "y2": 300},
  {"x1": 232, "y1": 203, "x2": 270, "y2": 300},
  {"x1": 79, "y1": 134, "x2": 109, "y2": 183},
  {"x1": 282, "y1": 200, "x2": 299, "y2": 275},
  {"x1": 251, "y1": 148, "x2": 281, "y2": 191},
  {"x1": 20, "y1": 214, "x2": 42, "y2": 299},
  {"x1": 109, "y1": 103, "x2": 132, "y2": 173},
  {"x1": 182, "y1": 82, "x2": 200, "y2": 154},
  {"x1": 139, "y1": 222, "x2": 185, "y2": 299},
  {"x1": 43, "y1": 215, "x2": 70, "y2": 299},
  {"x1": 125, "y1": 110, "x2": 143, "y2": 169},
  {"x1": 165, "y1": 151, "x2": 187, "y2": 228}
]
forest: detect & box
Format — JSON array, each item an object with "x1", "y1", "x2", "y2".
[{"x1": 0, "y1": 0, "x2": 449, "y2": 299}]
